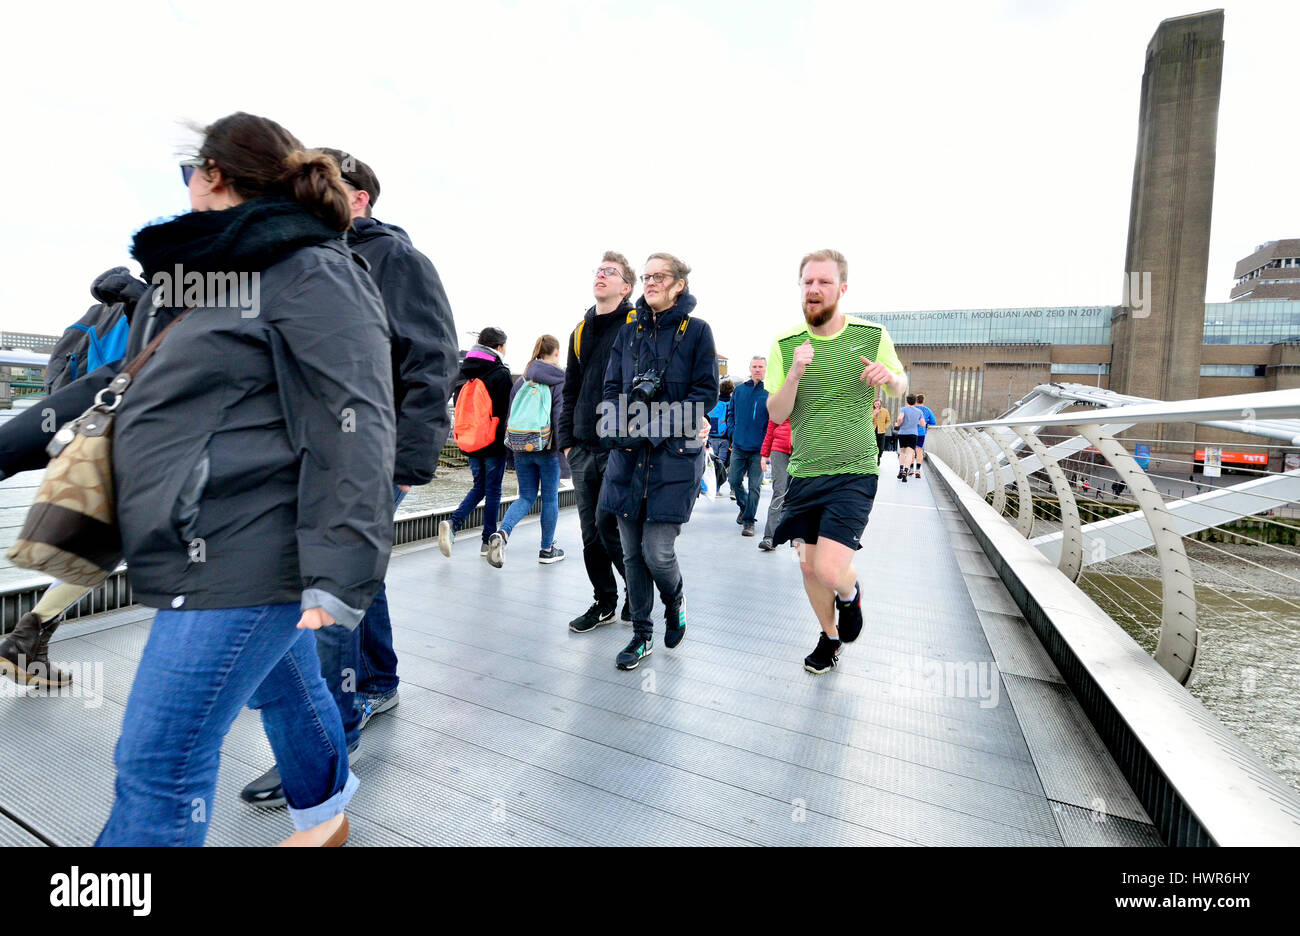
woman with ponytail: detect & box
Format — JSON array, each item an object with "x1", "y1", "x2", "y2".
[
  {"x1": 95, "y1": 113, "x2": 395, "y2": 846},
  {"x1": 485, "y1": 334, "x2": 566, "y2": 568}
]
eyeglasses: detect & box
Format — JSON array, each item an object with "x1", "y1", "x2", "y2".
[
  {"x1": 594, "y1": 267, "x2": 626, "y2": 281},
  {"x1": 180, "y1": 156, "x2": 207, "y2": 187},
  {"x1": 640, "y1": 272, "x2": 675, "y2": 285}
]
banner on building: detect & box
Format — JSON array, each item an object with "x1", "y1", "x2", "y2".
[{"x1": 1203, "y1": 447, "x2": 1222, "y2": 477}]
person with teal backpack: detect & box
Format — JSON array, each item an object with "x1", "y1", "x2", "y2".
[{"x1": 487, "y1": 335, "x2": 566, "y2": 568}]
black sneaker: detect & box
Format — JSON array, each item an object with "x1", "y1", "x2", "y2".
[
  {"x1": 570, "y1": 602, "x2": 616, "y2": 633},
  {"x1": 835, "y1": 582, "x2": 864, "y2": 643},
  {"x1": 736, "y1": 507, "x2": 745, "y2": 525},
  {"x1": 621, "y1": 593, "x2": 632, "y2": 623},
  {"x1": 480, "y1": 540, "x2": 490, "y2": 558},
  {"x1": 538, "y1": 546, "x2": 565, "y2": 564},
  {"x1": 240, "y1": 738, "x2": 362, "y2": 808},
  {"x1": 758, "y1": 538, "x2": 774, "y2": 551},
  {"x1": 901, "y1": 473, "x2": 908, "y2": 483},
  {"x1": 664, "y1": 596, "x2": 686, "y2": 649},
  {"x1": 616, "y1": 634, "x2": 653, "y2": 670},
  {"x1": 804, "y1": 633, "x2": 841, "y2": 675}
]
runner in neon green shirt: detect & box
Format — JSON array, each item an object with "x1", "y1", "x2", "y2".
[{"x1": 766, "y1": 250, "x2": 907, "y2": 674}]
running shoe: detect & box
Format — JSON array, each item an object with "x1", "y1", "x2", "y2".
[
  {"x1": 616, "y1": 634, "x2": 653, "y2": 670},
  {"x1": 804, "y1": 633, "x2": 841, "y2": 675},
  {"x1": 480, "y1": 540, "x2": 490, "y2": 558},
  {"x1": 742, "y1": 523, "x2": 756, "y2": 537},
  {"x1": 438, "y1": 520, "x2": 453, "y2": 557},
  {"x1": 539, "y1": 546, "x2": 565, "y2": 564},
  {"x1": 357, "y1": 689, "x2": 399, "y2": 732},
  {"x1": 570, "y1": 602, "x2": 616, "y2": 633},
  {"x1": 835, "y1": 582, "x2": 864, "y2": 643},
  {"x1": 664, "y1": 596, "x2": 686, "y2": 649},
  {"x1": 758, "y1": 538, "x2": 774, "y2": 551}
]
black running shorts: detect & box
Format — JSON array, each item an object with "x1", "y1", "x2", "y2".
[
  {"x1": 897, "y1": 434, "x2": 918, "y2": 450},
  {"x1": 772, "y1": 473, "x2": 879, "y2": 551}
]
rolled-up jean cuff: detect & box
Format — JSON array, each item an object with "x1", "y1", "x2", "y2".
[{"x1": 287, "y1": 770, "x2": 359, "y2": 831}]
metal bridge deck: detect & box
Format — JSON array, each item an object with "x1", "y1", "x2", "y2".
[{"x1": 0, "y1": 455, "x2": 1163, "y2": 846}]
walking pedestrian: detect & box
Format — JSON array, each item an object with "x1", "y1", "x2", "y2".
[
  {"x1": 758, "y1": 417, "x2": 792, "y2": 551},
  {"x1": 727, "y1": 356, "x2": 769, "y2": 536},
  {"x1": 488, "y1": 335, "x2": 566, "y2": 567},
  {"x1": 600, "y1": 253, "x2": 718, "y2": 670},
  {"x1": 766, "y1": 249, "x2": 906, "y2": 674},
  {"x1": 96, "y1": 112, "x2": 394, "y2": 845},
  {"x1": 239, "y1": 148, "x2": 458, "y2": 809},
  {"x1": 557, "y1": 253, "x2": 635, "y2": 632},
  {"x1": 440, "y1": 327, "x2": 512, "y2": 559},
  {"x1": 872, "y1": 397, "x2": 890, "y2": 467},
  {"x1": 708, "y1": 377, "x2": 734, "y2": 496}
]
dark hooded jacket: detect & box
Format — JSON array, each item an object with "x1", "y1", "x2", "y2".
[
  {"x1": 347, "y1": 217, "x2": 457, "y2": 485},
  {"x1": 597, "y1": 292, "x2": 719, "y2": 524},
  {"x1": 557, "y1": 298, "x2": 635, "y2": 450},
  {"x1": 109, "y1": 198, "x2": 395, "y2": 627},
  {"x1": 1, "y1": 268, "x2": 147, "y2": 480},
  {"x1": 453, "y1": 346, "x2": 513, "y2": 457},
  {"x1": 508, "y1": 358, "x2": 565, "y2": 455}
]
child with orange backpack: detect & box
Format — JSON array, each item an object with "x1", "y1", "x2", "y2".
[{"x1": 439, "y1": 327, "x2": 513, "y2": 559}]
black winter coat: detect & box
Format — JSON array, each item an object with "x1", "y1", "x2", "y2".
[
  {"x1": 597, "y1": 293, "x2": 719, "y2": 524},
  {"x1": 452, "y1": 349, "x2": 513, "y2": 457},
  {"x1": 557, "y1": 299, "x2": 635, "y2": 450},
  {"x1": 348, "y1": 217, "x2": 457, "y2": 485},
  {"x1": 113, "y1": 231, "x2": 394, "y2": 626}
]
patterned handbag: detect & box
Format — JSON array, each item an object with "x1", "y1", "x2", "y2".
[{"x1": 6, "y1": 309, "x2": 192, "y2": 586}]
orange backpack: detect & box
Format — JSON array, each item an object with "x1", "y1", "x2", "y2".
[{"x1": 453, "y1": 378, "x2": 498, "y2": 452}]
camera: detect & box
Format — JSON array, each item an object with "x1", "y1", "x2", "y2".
[{"x1": 630, "y1": 369, "x2": 663, "y2": 404}]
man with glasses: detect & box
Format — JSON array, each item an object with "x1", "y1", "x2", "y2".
[
  {"x1": 239, "y1": 149, "x2": 458, "y2": 807},
  {"x1": 599, "y1": 253, "x2": 718, "y2": 670},
  {"x1": 558, "y1": 253, "x2": 636, "y2": 633},
  {"x1": 766, "y1": 250, "x2": 906, "y2": 674}
]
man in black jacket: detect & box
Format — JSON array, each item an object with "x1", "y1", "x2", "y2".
[
  {"x1": 558, "y1": 252, "x2": 635, "y2": 633},
  {"x1": 241, "y1": 150, "x2": 457, "y2": 808},
  {"x1": 599, "y1": 253, "x2": 718, "y2": 670}
]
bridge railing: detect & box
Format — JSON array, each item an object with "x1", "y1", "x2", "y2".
[{"x1": 923, "y1": 386, "x2": 1300, "y2": 845}]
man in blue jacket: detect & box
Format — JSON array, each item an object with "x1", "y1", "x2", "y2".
[
  {"x1": 598, "y1": 253, "x2": 718, "y2": 670},
  {"x1": 727, "y1": 356, "x2": 770, "y2": 536}
]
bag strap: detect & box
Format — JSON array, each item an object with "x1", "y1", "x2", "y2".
[{"x1": 94, "y1": 306, "x2": 195, "y2": 412}]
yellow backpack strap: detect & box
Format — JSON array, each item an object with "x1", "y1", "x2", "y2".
[
  {"x1": 626, "y1": 308, "x2": 637, "y2": 324},
  {"x1": 573, "y1": 320, "x2": 585, "y2": 362}
]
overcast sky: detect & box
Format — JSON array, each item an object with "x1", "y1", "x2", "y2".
[{"x1": 2, "y1": 0, "x2": 1295, "y2": 372}]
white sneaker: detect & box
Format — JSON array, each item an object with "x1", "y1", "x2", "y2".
[{"x1": 438, "y1": 520, "x2": 453, "y2": 557}]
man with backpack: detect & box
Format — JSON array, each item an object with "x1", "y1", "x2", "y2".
[
  {"x1": 439, "y1": 327, "x2": 513, "y2": 558},
  {"x1": 556, "y1": 253, "x2": 636, "y2": 634}
]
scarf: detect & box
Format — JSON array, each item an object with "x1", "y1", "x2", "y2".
[{"x1": 131, "y1": 197, "x2": 341, "y2": 281}]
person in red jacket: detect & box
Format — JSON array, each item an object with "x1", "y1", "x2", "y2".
[{"x1": 758, "y1": 417, "x2": 793, "y2": 551}]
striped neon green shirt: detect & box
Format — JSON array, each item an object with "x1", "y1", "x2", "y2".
[{"x1": 767, "y1": 316, "x2": 904, "y2": 477}]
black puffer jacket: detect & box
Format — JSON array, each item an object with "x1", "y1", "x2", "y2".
[
  {"x1": 597, "y1": 293, "x2": 719, "y2": 524},
  {"x1": 348, "y1": 217, "x2": 457, "y2": 485},
  {"x1": 557, "y1": 299, "x2": 635, "y2": 450},
  {"x1": 452, "y1": 347, "x2": 513, "y2": 457},
  {"x1": 113, "y1": 199, "x2": 395, "y2": 627}
]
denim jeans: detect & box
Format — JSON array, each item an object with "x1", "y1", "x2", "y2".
[
  {"x1": 710, "y1": 436, "x2": 731, "y2": 490},
  {"x1": 762, "y1": 451, "x2": 791, "y2": 541},
  {"x1": 729, "y1": 447, "x2": 763, "y2": 523},
  {"x1": 315, "y1": 485, "x2": 405, "y2": 745},
  {"x1": 96, "y1": 603, "x2": 357, "y2": 845},
  {"x1": 499, "y1": 453, "x2": 560, "y2": 549},
  {"x1": 616, "y1": 502, "x2": 683, "y2": 639},
  {"x1": 451, "y1": 455, "x2": 506, "y2": 541},
  {"x1": 570, "y1": 445, "x2": 625, "y2": 606}
]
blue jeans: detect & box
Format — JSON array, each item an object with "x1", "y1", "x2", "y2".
[
  {"x1": 451, "y1": 455, "x2": 506, "y2": 541},
  {"x1": 97, "y1": 604, "x2": 357, "y2": 845},
  {"x1": 729, "y1": 447, "x2": 763, "y2": 523},
  {"x1": 315, "y1": 485, "x2": 405, "y2": 744},
  {"x1": 499, "y1": 453, "x2": 560, "y2": 549}
]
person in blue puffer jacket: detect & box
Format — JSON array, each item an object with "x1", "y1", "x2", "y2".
[{"x1": 726, "y1": 356, "x2": 770, "y2": 535}]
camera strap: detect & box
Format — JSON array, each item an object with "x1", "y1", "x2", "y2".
[{"x1": 633, "y1": 315, "x2": 691, "y2": 377}]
